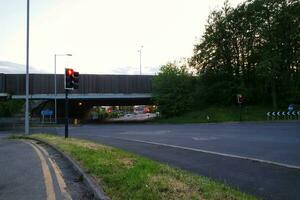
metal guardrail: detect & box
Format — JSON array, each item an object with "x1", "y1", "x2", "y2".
[{"x1": 266, "y1": 111, "x2": 300, "y2": 120}]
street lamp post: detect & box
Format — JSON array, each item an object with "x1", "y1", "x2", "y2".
[
  {"x1": 25, "y1": 0, "x2": 30, "y2": 135},
  {"x1": 54, "y1": 54, "x2": 72, "y2": 123},
  {"x1": 138, "y1": 46, "x2": 143, "y2": 75}
]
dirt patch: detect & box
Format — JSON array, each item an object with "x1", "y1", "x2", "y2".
[
  {"x1": 150, "y1": 174, "x2": 202, "y2": 200},
  {"x1": 67, "y1": 139, "x2": 111, "y2": 151},
  {"x1": 119, "y1": 157, "x2": 136, "y2": 168}
]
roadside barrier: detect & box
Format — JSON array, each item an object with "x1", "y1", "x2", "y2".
[{"x1": 267, "y1": 111, "x2": 300, "y2": 120}]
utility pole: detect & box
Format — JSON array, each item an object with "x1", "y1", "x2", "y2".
[
  {"x1": 25, "y1": 0, "x2": 30, "y2": 135},
  {"x1": 138, "y1": 45, "x2": 143, "y2": 75},
  {"x1": 54, "y1": 55, "x2": 56, "y2": 123}
]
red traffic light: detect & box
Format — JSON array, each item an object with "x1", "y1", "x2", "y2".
[
  {"x1": 65, "y1": 68, "x2": 79, "y2": 90},
  {"x1": 67, "y1": 69, "x2": 74, "y2": 76}
]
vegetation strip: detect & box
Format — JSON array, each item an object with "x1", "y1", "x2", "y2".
[{"x1": 14, "y1": 134, "x2": 257, "y2": 200}]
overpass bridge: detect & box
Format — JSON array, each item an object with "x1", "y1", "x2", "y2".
[
  {"x1": 0, "y1": 73, "x2": 154, "y2": 119},
  {"x1": 0, "y1": 73, "x2": 154, "y2": 105}
]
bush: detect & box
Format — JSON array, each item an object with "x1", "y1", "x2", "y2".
[{"x1": 0, "y1": 100, "x2": 24, "y2": 117}]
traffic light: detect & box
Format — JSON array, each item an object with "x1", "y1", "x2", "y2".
[
  {"x1": 73, "y1": 71, "x2": 79, "y2": 89},
  {"x1": 237, "y1": 94, "x2": 244, "y2": 104},
  {"x1": 65, "y1": 68, "x2": 80, "y2": 90}
]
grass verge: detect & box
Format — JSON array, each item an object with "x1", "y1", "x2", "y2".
[
  {"x1": 13, "y1": 134, "x2": 257, "y2": 200},
  {"x1": 153, "y1": 106, "x2": 277, "y2": 123}
]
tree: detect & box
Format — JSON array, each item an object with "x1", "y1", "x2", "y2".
[
  {"x1": 191, "y1": 0, "x2": 300, "y2": 108},
  {"x1": 153, "y1": 63, "x2": 195, "y2": 117}
]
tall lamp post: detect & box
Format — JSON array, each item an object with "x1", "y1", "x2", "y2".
[
  {"x1": 138, "y1": 45, "x2": 143, "y2": 75},
  {"x1": 54, "y1": 54, "x2": 72, "y2": 123},
  {"x1": 25, "y1": 0, "x2": 30, "y2": 135}
]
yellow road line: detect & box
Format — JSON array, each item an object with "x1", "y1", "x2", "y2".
[
  {"x1": 34, "y1": 142, "x2": 72, "y2": 200},
  {"x1": 24, "y1": 141, "x2": 56, "y2": 200}
]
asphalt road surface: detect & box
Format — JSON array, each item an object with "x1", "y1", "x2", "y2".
[
  {"x1": 29, "y1": 121, "x2": 300, "y2": 200},
  {"x1": 3, "y1": 121, "x2": 300, "y2": 200}
]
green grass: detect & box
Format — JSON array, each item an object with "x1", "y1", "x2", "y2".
[
  {"x1": 153, "y1": 106, "x2": 277, "y2": 123},
  {"x1": 14, "y1": 134, "x2": 257, "y2": 200}
]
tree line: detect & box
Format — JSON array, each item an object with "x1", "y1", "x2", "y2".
[{"x1": 154, "y1": 0, "x2": 300, "y2": 117}]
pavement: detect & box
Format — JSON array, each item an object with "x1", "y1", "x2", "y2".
[
  {"x1": 0, "y1": 135, "x2": 92, "y2": 200},
  {"x1": 0, "y1": 138, "x2": 46, "y2": 200},
  {"x1": 27, "y1": 121, "x2": 300, "y2": 200}
]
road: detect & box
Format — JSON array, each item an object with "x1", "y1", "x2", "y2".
[
  {"x1": 108, "y1": 113, "x2": 157, "y2": 122},
  {"x1": 0, "y1": 135, "x2": 92, "y2": 200},
  {"x1": 30, "y1": 121, "x2": 300, "y2": 200}
]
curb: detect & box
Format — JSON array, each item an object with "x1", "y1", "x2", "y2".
[{"x1": 27, "y1": 137, "x2": 110, "y2": 200}]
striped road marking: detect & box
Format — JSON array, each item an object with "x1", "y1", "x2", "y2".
[
  {"x1": 23, "y1": 141, "x2": 72, "y2": 200},
  {"x1": 25, "y1": 141, "x2": 56, "y2": 200},
  {"x1": 33, "y1": 142, "x2": 72, "y2": 200}
]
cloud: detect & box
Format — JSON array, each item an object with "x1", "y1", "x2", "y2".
[
  {"x1": 112, "y1": 65, "x2": 160, "y2": 75},
  {"x1": 0, "y1": 61, "x2": 46, "y2": 74}
]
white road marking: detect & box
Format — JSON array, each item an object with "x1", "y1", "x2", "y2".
[
  {"x1": 103, "y1": 136, "x2": 300, "y2": 170},
  {"x1": 120, "y1": 130, "x2": 171, "y2": 135},
  {"x1": 192, "y1": 136, "x2": 217, "y2": 141}
]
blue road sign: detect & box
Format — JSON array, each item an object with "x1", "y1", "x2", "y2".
[
  {"x1": 288, "y1": 104, "x2": 294, "y2": 111},
  {"x1": 41, "y1": 109, "x2": 53, "y2": 117}
]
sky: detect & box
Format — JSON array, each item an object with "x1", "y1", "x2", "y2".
[{"x1": 0, "y1": 0, "x2": 244, "y2": 75}]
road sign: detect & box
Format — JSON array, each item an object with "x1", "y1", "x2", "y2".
[
  {"x1": 237, "y1": 94, "x2": 243, "y2": 104},
  {"x1": 41, "y1": 109, "x2": 53, "y2": 116},
  {"x1": 41, "y1": 109, "x2": 53, "y2": 124},
  {"x1": 277, "y1": 111, "x2": 281, "y2": 116},
  {"x1": 288, "y1": 104, "x2": 294, "y2": 111}
]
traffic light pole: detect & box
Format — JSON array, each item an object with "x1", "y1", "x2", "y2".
[
  {"x1": 64, "y1": 68, "x2": 79, "y2": 138},
  {"x1": 239, "y1": 103, "x2": 242, "y2": 121},
  {"x1": 65, "y1": 89, "x2": 69, "y2": 138}
]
